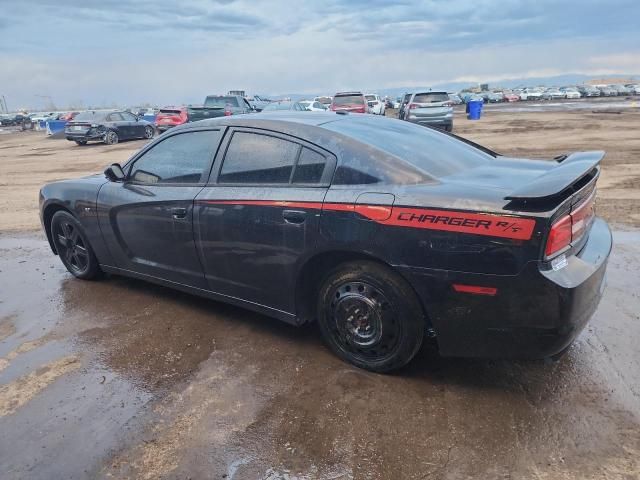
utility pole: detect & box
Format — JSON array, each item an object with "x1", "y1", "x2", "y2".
[{"x1": 0, "y1": 96, "x2": 7, "y2": 113}]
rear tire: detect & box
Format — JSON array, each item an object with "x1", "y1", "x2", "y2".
[
  {"x1": 104, "y1": 130, "x2": 119, "y2": 145},
  {"x1": 51, "y1": 211, "x2": 102, "y2": 280},
  {"x1": 144, "y1": 125, "x2": 154, "y2": 139},
  {"x1": 316, "y1": 261, "x2": 424, "y2": 372}
]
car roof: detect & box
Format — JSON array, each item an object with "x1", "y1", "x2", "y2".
[{"x1": 334, "y1": 91, "x2": 363, "y2": 96}]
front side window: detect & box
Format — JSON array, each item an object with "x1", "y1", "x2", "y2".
[
  {"x1": 219, "y1": 132, "x2": 300, "y2": 184},
  {"x1": 129, "y1": 130, "x2": 219, "y2": 184}
]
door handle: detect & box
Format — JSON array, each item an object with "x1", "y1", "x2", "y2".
[
  {"x1": 282, "y1": 209, "x2": 306, "y2": 224},
  {"x1": 171, "y1": 207, "x2": 187, "y2": 219}
]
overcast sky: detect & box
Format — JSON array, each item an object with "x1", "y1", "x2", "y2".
[{"x1": 1, "y1": 0, "x2": 638, "y2": 109}]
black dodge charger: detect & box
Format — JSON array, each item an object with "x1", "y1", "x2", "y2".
[{"x1": 40, "y1": 112, "x2": 611, "y2": 372}]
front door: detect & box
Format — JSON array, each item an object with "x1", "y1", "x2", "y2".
[
  {"x1": 98, "y1": 128, "x2": 222, "y2": 288},
  {"x1": 194, "y1": 128, "x2": 335, "y2": 314},
  {"x1": 120, "y1": 111, "x2": 143, "y2": 138}
]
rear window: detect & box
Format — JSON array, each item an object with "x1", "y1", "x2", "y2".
[
  {"x1": 159, "y1": 109, "x2": 182, "y2": 115},
  {"x1": 325, "y1": 118, "x2": 492, "y2": 178},
  {"x1": 204, "y1": 96, "x2": 240, "y2": 108},
  {"x1": 333, "y1": 95, "x2": 364, "y2": 106},
  {"x1": 413, "y1": 92, "x2": 449, "y2": 103},
  {"x1": 73, "y1": 111, "x2": 107, "y2": 122}
]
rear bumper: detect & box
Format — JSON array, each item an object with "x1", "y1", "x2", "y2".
[
  {"x1": 399, "y1": 217, "x2": 612, "y2": 359},
  {"x1": 65, "y1": 132, "x2": 104, "y2": 141},
  {"x1": 406, "y1": 118, "x2": 452, "y2": 129}
]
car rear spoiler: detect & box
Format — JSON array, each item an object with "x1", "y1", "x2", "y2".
[{"x1": 504, "y1": 151, "x2": 604, "y2": 200}]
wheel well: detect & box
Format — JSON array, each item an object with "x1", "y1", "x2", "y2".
[
  {"x1": 43, "y1": 204, "x2": 73, "y2": 254},
  {"x1": 294, "y1": 251, "x2": 429, "y2": 327}
]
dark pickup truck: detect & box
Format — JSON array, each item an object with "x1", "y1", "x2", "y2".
[{"x1": 187, "y1": 95, "x2": 255, "y2": 120}]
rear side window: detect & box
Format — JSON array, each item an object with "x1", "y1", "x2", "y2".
[
  {"x1": 333, "y1": 95, "x2": 364, "y2": 106},
  {"x1": 413, "y1": 92, "x2": 449, "y2": 103},
  {"x1": 129, "y1": 130, "x2": 219, "y2": 184},
  {"x1": 219, "y1": 132, "x2": 299, "y2": 184},
  {"x1": 325, "y1": 118, "x2": 492, "y2": 179},
  {"x1": 292, "y1": 148, "x2": 326, "y2": 184}
]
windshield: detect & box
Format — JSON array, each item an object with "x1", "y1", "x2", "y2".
[
  {"x1": 72, "y1": 111, "x2": 107, "y2": 122},
  {"x1": 333, "y1": 95, "x2": 364, "y2": 106},
  {"x1": 325, "y1": 117, "x2": 493, "y2": 178},
  {"x1": 204, "y1": 96, "x2": 240, "y2": 108}
]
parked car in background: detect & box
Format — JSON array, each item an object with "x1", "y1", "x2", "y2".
[
  {"x1": 542, "y1": 88, "x2": 565, "y2": 100},
  {"x1": 314, "y1": 96, "x2": 333, "y2": 108},
  {"x1": 609, "y1": 84, "x2": 631, "y2": 96},
  {"x1": 64, "y1": 110, "x2": 155, "y2": 145},
  {"x1": 626, "y1": 84, "x2": 640, "y2": 95},
  {"x1": 261, "y1": 101, "x2": 306, "y2": 112},
  {"x1": 560, "y1": 87, "x2": 581, "y2": 99},
  {"x1": 203, "y1": 95, "x2": 255, "y2": 116},
  {"x1": 330, "y1": 92, "x2": 367, "y2": 114},
  {"x1": 520, "y1": 88, "x2": 543, "y2": 101},
  {"x1": 364, "y1": 94, "x2": 385, "y2": 115},
  {"x1": 576, "y1": 85, "x2": 599, "y2": 97},
  {"x1": 155, "y1": 106, "x2": 188, "y2": 133},
  {"x1": 0, "y1": 114, "x2": 14, "y2": 126},
  {"x1": 299, "y1": 100, "x2": 327, "y2": 111},
  {"x1": 448, "y1": 93, "x2": 463, "y2": 105},
  {"x1": 597, "y1": 86, "x2": 618, "y2": 97},
  {"x1": 59, "y1": 111, "x2": 80, "y2": 121},
  {"x1": 502, "y1": 91, "x2": 520, "y2": 102},
  {"x1": 40, "y1": 113, "x2": 611, "y2": 372},
  {"x1": 488, "y1": 91, "x2": 504, "y2": 103},
  {"x1": 400, "y1": 91, "x2": 453, "y2": 131},
  {"x1": 247, "y1": 95, "x2": 272, "y2": 112},
  {"x1": 397, "y1": 93, "x2": 413, "y2": 119}
]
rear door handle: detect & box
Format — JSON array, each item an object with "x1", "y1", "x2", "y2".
[
  {"x1": 283, "y1": 209, "x2": 306, "y2": 224},
  {"x1": 171, "y1": 207, "x2": 187, "y2": 219}
]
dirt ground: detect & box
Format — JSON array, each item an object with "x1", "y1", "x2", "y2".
[{"x1": 1, "y1": 106, "x2": 640, "y2": 479}]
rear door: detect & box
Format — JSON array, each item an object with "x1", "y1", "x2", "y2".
[
  {"x1": 98, "y1": 128, "x2": 222, "y2": 288},
  {"x1": 194, "y1": 128, "x2": 335, "y2": 314},
  {"x1": 106, "y1": 112, "x2": 130, "y2": 139}
]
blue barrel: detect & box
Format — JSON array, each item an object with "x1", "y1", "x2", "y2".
[{"x1": 467, "y1": 100, "x2": 483, "y2": 120}]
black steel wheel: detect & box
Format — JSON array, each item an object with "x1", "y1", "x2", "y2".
[
  {"x1": 104, "y1": 130, "x2": 119, "y2": 145},
  {"x1": 144, "y1": 125, "x2": 154, "y2": 139},
  {"x1": 51, "y1": 211, "x2": 102, "y2": 279},
  {"x1": 317, "y1": 261, "x2": 424, "y2": 372}
]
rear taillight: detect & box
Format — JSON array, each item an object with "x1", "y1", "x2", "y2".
[
  {"x1": 224, "y1": 107, "x2": 232, "y2": 116},
  {"x1": 545, "y1": 215, "x2": 572, "y2": 257},
  {"x1": 545, "y1": 191, "x2": 596, "y2": 258},
  {"x1": 409, "y1": 103, "x2": 419, "y2": 109},
  {"x1": 443, "y1": 102, "x2": 453, "y2": 107}
]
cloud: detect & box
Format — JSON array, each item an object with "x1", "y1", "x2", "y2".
[{"x1": 0, "y1": 0, "x2": 638, "y2": 109}]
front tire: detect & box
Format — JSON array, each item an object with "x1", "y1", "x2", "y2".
[
  {"x1": 144, "y1": 125, "x2": 154, "y2": 139},
  {"x1": 51, "y1": 211, "x2": 102, "y2": 280},
  {"x1": 317, "y1": 261, "x2": 425, "y2": 372}
]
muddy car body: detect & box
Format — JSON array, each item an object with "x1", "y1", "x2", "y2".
[{"x1": 40, "y1": 113, "x2": 612, "y2": 371}]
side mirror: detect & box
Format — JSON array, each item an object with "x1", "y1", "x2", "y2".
[{"x1": 104, "y1": 163, "x2": 125, "y2": 182}]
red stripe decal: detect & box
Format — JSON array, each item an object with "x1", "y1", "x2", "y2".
[
  {"x1": 452, "y1": 284, "x2": 498, "y2": 296},
  {"x1": 197, "y1": 200, "x2": 535, "y2": 240}
]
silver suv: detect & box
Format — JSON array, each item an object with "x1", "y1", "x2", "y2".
[{"x1": 398, "y1": 91, "x2": 453, "y2": 131}]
